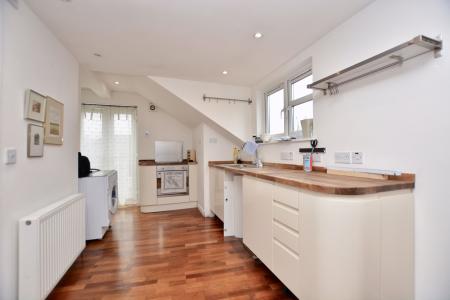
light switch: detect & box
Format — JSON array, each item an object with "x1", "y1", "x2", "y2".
[
  {"x1": 335, "y1": 152, "x2": 351, "y2": 164},
  {"x1": 280, "y1": 151, "x2": 293, "y2": 160},
  {"x1": 4, "y1": 148, "x2": 17, "y2": 165}
]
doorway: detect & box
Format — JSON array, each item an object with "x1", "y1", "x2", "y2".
[{"x1": 80, "y1": 104, "x2": 138, "y2": 206}]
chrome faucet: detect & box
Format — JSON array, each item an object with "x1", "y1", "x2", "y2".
[
  {"x1": 242, "y1": 141, "x2": 263, "y2": 168},
  {"x1": 255, "y1": 148, "x2": 263, "y2": 168}
]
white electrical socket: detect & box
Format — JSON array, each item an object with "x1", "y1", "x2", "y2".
[
  {"x1": 335, "y1": 152, "x2": 351, "y2": 164},
  {"x1": 209, "y1": 137, "x2": 218, "y2": 144},
  {"x1": 280, "y1": 151, "x2": 293, "y2": 161},
  {"x1": 312, "y1": 153, "x2": 321, "y2": 162},
  {"x1": 352, "y1": 152, "x2": 363, "y2": 164}
]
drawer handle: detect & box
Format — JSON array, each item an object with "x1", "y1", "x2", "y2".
[
  {"x1": 273, "y1": 200, "x2": 299, "y2": 212},
  {"x1": 273, "y1": 219, "x2": 299, "y2": 235},
  {"x1": 273, "y1": 238, "x2": 300, "y2": 258}
]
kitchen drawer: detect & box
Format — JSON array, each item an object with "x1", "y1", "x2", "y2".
[
  {"x1": 273, "y1": 239, "x2": 300, "y2": 298},
  {"x1": 273, "y1": 202, "x2": 299, "y2": 232},
  {"x1": 274, "y1": 184, "x2": 300, "y2": 210},
  {"x1": 273, "y1": 221, "x2": 299, "y2": 254}
]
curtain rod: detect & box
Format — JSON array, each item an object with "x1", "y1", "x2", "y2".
[{"x1": 82, "y1": 103, "x2": 138, "y2": 108}]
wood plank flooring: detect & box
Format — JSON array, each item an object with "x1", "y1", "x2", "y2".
[{"x1": 48, "y1": 207, "x2": 296, "y2": 300}]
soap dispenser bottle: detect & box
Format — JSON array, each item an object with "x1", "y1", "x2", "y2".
[
  {"x1": 233, "y1": 147, "x2": 240, "y2": 164},
  {"x1": 303, "y1": 153, "x2": 312, "y2": 172}
]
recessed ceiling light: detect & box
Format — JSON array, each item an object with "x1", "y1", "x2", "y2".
[
  {"x1": 254, "y1": 32, "x2": 263, "y2": 39},
  {"x1": 222, "y1": 70, "x2": 228, "y2": 75},
  {"x1": 93, "y1": 53, "x2": 102, "y2": 57},
  {"x1": 114, "y1": 81, "x2": 120, "y2": 85}
]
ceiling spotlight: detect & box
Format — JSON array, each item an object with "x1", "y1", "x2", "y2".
[
  {"x1": 114, "y1": 81, "x2": 120, "y2": 85},
  {"x1": 222, "y1": 70, "x2": 228, "y2": 75},
  {"x1": 254, "y1": 32, "x2": 263, "y2": 39}
]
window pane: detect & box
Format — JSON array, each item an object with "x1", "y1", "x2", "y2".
[
  {"x1": 292, "y1": 101, "x2": 313, "y2": 132},
  {"x1": 291, "y1": 74, "x2": 312, "y2": 101},
  {"x1": 267, "y1": 89, "x2": 285, "y2": 135},
  {"x1": 114, "y1": 113, "x2": 132, "y2": 135}
]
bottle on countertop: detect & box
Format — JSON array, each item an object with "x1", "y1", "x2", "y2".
[
  {"x1": 303, "y1": 153, "x2": 312, "y2": 172},
  {"x1": 233, "y1": 147, "x2": 240, "y2": 164}
]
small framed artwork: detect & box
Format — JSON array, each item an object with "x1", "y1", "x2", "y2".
[
  {"x1": 44, "y1": 97, "x2": 64, "y2": 145},
  {"x1": 24, "y1": 89, "x2": 46, "y2": 122},
  {"x1": 28, "y1": 124, "x2": 44, "y2": 157}
]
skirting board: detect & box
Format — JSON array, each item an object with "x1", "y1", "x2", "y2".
[
  {"x1": 197, "y1": 205, "x2": 216, "y2": 218},
  {"x1": 140, "y1": 201, "x2": 197, "y2": 213}
]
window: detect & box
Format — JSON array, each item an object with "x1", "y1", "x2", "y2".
[
  {"x1": 288, "y1": 70, "x2": 313, "y2": 136},
  {"x1": 264, "y1": 68, "x2": 313, "y2": 138},
  {"x1": 265, "y1": 87, "x2": 285, "y2": 135}
]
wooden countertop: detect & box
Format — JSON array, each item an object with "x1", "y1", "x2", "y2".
[
  {"x1": 139, "y1": 159, "x2": 197, "y2": 166},
  {"x1": 209, "y1": 162, "x2": 415, "y2": 195}
]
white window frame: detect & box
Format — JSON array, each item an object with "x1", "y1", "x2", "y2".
[
  {"x1": 264, "y1": 84, "x2": 287, "y2": 137},
  {"x1": 287, "y1": 69, "x2": 313, "y2": 137}
]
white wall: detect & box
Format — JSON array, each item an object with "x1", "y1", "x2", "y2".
[
  {"x1": 193, "y1": 124, "x2": 206, "y2": 213},
  {"x1": 0, "y1": 1, "x2": 80, "y2": 299},
  {"x1": 150, "y1": 76, "x2": 255, "y2": 141},
  {"x1": 194, "y1": 123, "x2": 245, "y2": 216},
  {"x1": 81, "y1": 89, "x2": 193, "y2": 160},
  {"x1": 253, "y1": 0, "x2": 450, "y2": 299}
]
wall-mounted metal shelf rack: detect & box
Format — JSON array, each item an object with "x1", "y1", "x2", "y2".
[
  {"x1": 203, "y1": 94, "x2": 252, "y2": 104},
  {"x1": 307, "y1": 35, "x2": 443, "y2": 95}
]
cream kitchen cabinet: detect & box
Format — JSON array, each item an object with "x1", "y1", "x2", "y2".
[
  {"x1": 139, "y1": 165, "x2": 157, "y2": 206},
  {"x1": 188, "y1": 164, "x2": 198, "y2": 203},
  {"x1": 299, "y1": 190, "x2": 414, "y2": 300},
  {"x1": 140, "y1": 164, "x2": 198, "y2": 213},
  {"x1": 272, "y1": 183, "x2": 301, "y2": 297},
  {"x1": 242, "y1": 176, "x2": 273, "y2": 269},
  {"x1": 210, "y1": 168, "x2": 243, "y2": 237},
  {"x1": 210, "y1": 168, "x2": 225, "y2": 222},
  {"x1": 241, "y1": 176, "x2": 414, "y2": 300}
]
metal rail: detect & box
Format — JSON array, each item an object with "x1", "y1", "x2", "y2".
[
  {"x1": 308, "y1": 35, "x2": 443, "y2": 95},
  {"x1": 203, "y1": 94, "x2": 252, "y2": 104}
]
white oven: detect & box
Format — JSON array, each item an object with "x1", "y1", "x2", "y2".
[{"x1": 156, "y1": 165, "x2": 189, "y2": 196}]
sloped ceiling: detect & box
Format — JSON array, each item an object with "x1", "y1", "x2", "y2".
[
  {"x1": 93, "y1": 73, "x2": 246, "y2": 146},
  {"x1": 25, "y1": 0, "x2": 374, "y2": 85}
]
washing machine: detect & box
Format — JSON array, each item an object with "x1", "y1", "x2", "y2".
[{"x1": 78, "y1": 170, "x2": 118, "y2": 240}]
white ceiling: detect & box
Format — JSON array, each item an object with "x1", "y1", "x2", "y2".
[{"x1": 25, "y1": 0, "x2": 373, "y2": 86}]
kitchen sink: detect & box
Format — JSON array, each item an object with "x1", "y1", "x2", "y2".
[{"x1": 226, "y1": 164, "x2": 260, "y2": 169}]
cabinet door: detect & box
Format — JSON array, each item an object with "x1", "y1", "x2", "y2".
[
  {"x1": 243, "y1": 176, "x2": 273, "y2": 269},
  {"x1": 140, "y1": 166, "x2": 157, "y2": 205},
  {"x1": 299, "y1": 191, "x2": 381, "y2": 300},
  {"x1": 189, "y1": 165, "x2": 197, "y2": 202},
  {"x1": 214, "y1": 169, "x2": 224, "y2": 221}
]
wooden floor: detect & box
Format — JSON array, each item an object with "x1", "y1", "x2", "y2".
[{"x1": 48, "y1": 207, "x2": 296, "y2": 300}]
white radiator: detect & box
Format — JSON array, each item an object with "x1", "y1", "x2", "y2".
[{"x1": 18, "y1": 193, "x2": 86, "y2": 300}]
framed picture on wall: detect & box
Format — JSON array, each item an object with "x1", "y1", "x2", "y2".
[
  {"x1": 24, "y1": 89, "x2": 46, "y2": 122},
  {"x1": 27, "y1": 124, "x2": 44, "y2": 157},
  {"x1": 44, "y1": 97, "x2": 64, "y2": 145}
]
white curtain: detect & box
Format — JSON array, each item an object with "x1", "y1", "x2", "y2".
[{"x1": 80, "y1": 104, "x2": 138, "y2": 206}]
